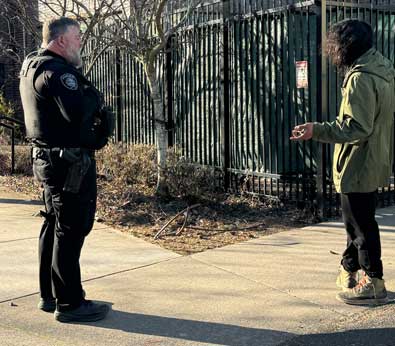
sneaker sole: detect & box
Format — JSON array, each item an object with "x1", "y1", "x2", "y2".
[{"x1": 336, "y1": 293, "x2": 389, "y2": 306}]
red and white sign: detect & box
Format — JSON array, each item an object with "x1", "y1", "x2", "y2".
[{"x1": 296, "y1": 61, "x2": 308, "y2": 89}]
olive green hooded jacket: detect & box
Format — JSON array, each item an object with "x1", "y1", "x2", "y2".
[{"x1": 313, "y1": 48, "x2": 395, "y2": 193}]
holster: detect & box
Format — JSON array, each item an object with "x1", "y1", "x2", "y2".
[{"x1": 60, "y1": 148, "x2": 91, "y2": 194}]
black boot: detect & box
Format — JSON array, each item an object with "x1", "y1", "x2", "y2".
[
  {"x1": 39, "y1": 289, "x2": 86, "y2": 313},
  {"x1": 54, "y1": 300, "x2": 109, "y2": 322},
  {"x1": 38, "y1": 297, "x2": 56, "y2": 312}
]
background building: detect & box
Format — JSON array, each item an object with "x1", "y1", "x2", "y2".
[{"x1": 0, "y1": 1, "x2": 39, "y2": 114}]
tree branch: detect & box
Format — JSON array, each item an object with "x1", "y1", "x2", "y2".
[{"x1": 154, "y1": 204, "x2": 200, "y2": 239}]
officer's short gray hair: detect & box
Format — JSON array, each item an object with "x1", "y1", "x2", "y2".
[{"x1": 42, "y1": 17, "x2": 80, "y2": 46}]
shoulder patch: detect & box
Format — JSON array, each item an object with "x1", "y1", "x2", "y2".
[{"x1": 60, "y1": 73, "x2": 78, "y2": 90}]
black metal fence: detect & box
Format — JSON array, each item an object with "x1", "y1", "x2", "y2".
[
  {"x1": 0, "y1": 115, "x2": 25, "y2": 174},
  {"x1": 87, "y1": 0, "x2": 395, "y2": 217}
]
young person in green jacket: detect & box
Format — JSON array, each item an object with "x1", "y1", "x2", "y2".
[{"x1": 290, "y1": 19, "x2": 395, "y2": 305}]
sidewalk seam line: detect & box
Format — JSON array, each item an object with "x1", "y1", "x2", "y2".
[
  {"x1": 0, "y1": 237, "x2": 38, "y2": 244},
  {"x1": 0, "y1": 255, "x2": 181, "y2": 305},
  {"x1": 81, "y1": 255, "x2": 182, "y2": 284},
  {"x1": 190, "y1": 256, "x2": 350, "y2": 317}
]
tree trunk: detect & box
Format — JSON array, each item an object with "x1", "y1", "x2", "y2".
[{"x1": 147, "y1": 73, "x2": 169, "y2": 197}]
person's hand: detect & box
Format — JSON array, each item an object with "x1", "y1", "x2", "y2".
[{"x1": 290, "y1": 123, "x2": 313, "y2": 141}]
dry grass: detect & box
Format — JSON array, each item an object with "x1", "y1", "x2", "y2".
[{"x1": 1, "y1": 143, "x2": 316, "y2": 255}]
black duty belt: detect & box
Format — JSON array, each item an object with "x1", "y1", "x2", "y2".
[{"x1": 32, "y1": 147, "x2": 95, "y2": 160}]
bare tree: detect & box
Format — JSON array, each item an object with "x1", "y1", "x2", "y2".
[
  {"x1": 38, "y1": 0, "x2": 121, "y2": 75},
  {"x1": 39, "y1": 0, "x2": 201, "y2": 195},
  {"x1": 0, "y1": 0, "x2": 39, "y2": 64},
  {"x1": 0, "y1": 0, "x2": 119, "y2": 72},
  {"x1": 95, "y1": 0, "x2": 201, "y2": 196},
  {"x1": 0, "y1": 0, "x2": 201, "y2": 195}
]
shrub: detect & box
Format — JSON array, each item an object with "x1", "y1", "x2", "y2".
[
  {"x1": 14, "y1": 146, "x2": 32, "y2": 175},
  {"x1": 96, "y1": 143, "x2": 223, "y2": 201},
  {"x1": 0, "y1": 151, "x2": 10, "y2": 175},
  {"x1": 0, "y1": 145, "x2": 32, "y2": 176},
  {"x1": 96, "y1": 143, "x2": 157, "y2": 187},
  {"x1": 164, "y1": 150, "x2": 223, "y2": 200},
  {"x1": 0, "y1": 94, "x2": 25, "y2": 144},
  {"x1": 0, "y1": 93, "x2": 14, "y2": 118}
]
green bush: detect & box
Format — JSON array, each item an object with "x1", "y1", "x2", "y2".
[{"x1": 0, "y1": 93, "x2": 14, "y2": 118}]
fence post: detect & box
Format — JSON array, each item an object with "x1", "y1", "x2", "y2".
[
  {"x1": 11, "y1": 127, "x2": 15, "y2": 174},
  {"x1": 316, "y1": 0, "x2": 327, "y2": 218},
  {"x1": 220, "y1": 0, "x2": 231, "y2": 190},
  {"x1": 166, "y1": 40, "x2": 174, "y2": 147},
  {"x1": 115, "y1": 47, "x2": 123, "y2": 142}
]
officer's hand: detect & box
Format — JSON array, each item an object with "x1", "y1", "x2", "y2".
[{"x1": 290, "y1": 123, "x2": 313, "y2": 141}]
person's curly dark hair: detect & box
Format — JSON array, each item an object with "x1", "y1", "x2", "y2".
[{"x1": 326, "y1": 19, "x2": 373, "y2": 68}]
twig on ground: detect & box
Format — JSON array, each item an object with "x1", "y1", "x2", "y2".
[
  {"x1": 158, "y1": 204, "x2": 169, "y2": 218},
  {"x1": 154, "y1": 204, "x2": 200, "y2": 239},
  {"x1": 185, "y1": 222, "x2": 266, "y2": 233},
  {"x1": 176, "y1": 208, "x2": 190, "y2": 236},
  {"x1": 120, "y1": 200, "x2": 132, "y2": 209}
]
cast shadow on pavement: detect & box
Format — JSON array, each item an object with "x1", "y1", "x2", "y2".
[
  {"x1": 278, "y1": 327, "x2": 395, "y2": 346},
  {"x1": 67, "y1": 306, "x2": 395, "y2": 346},
  {"x1": 81, "y1": 308, "x2": 294, "y2": 346},
  {"x1": 0, "y1": 198, "x2": 42, "y2": 206}
]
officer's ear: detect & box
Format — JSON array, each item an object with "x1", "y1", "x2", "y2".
[
  {"x1": 56, "y1": 35, "x2": 67, "y2": 49},
  {"x1": 47, "y1": 36, "x2": 65, "y2": 50}
]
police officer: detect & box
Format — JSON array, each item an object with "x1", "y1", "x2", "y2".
[{"x1": 20, "y1": 17, "x2": 114, "y2": 322}]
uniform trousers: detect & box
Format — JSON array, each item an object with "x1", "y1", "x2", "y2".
[{"x1": 33, "y1": 148, "x2": 97, "y2": 308}]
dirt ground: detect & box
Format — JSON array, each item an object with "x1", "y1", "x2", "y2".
[{"x1": 0, "y1": 174, "x2": 317, "y2": 255}]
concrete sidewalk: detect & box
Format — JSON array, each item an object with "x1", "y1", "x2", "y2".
[{"x1": 1, "y1": 188, "x2": 395, "y2": 346}]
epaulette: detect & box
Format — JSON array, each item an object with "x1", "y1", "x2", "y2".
[{"x1": 20, "y1": 52, "x2": 65, "y2": 78}]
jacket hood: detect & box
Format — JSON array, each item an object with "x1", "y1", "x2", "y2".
[{"x1": 345, "y1": 48, "x2": 395, "y2": 84}]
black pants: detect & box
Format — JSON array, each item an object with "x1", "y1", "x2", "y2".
[
  {"x1": 340, "y1": 192, "x2": 383, "y2": 279},
  {"x1": 33, "y1": 148, "x2": 97, "y2": 308}
]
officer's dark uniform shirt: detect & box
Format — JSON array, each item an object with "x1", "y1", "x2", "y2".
[{"x1": 20, "y1": 49, "x2": 105, "y2": 149}]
